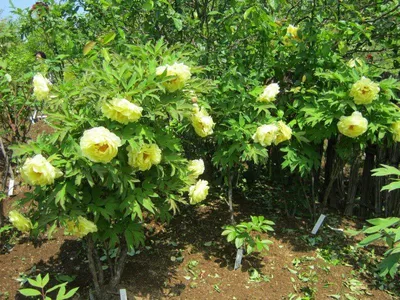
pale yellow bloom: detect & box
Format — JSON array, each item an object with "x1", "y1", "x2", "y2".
[
  {"x1": 287, "y1": 24, "x2": 299, "y2": 38},
  {"x1": 275, "y1": 121, "x2": 292, "y2": 145},
  {"x1": 349, "y1": 77, "x2": 380, "y2": 105},
  {"x1": 189, "y1": 179, "x2": 209, "y2": 204},
  {"x1": 66, "y1": 216, "x2": 97, "y2": 238},
  {"x1": 191, "y1": 105, "x2": 214, "y2": 137},
  {"x1": 127, "y1": 143, "x2": 162, "y2": 171},
  {"x1": 21, "y1": 154, "x2": 63, "y2": 186},
  {"x1": 258, "y1": 83, "x2": 280, "y2": 102},
  {"x1": 33, "y1": 73, "x2": 52, "y2": 100},
  {"x1": 102, "y1": 98, "x2": 143, "y2": 124},
  {"x1": 347, "y1": 58, "x2": 364, "y2": 68},
  {"x1": 252, "y1": 124, "x2": 279, "y2": 146},
  {"x1": 337, "y1": 111, "x2": 368, "y2": 138},
  {"x1": 9, "y1": 210, "x2": 32, "y2": 232},
  {"x1": 392, "y1": 121, "x2": 400, "y2": 142},
  {"x1": 156, "y1": 62, "x2": 191, "y2": 92},
  {"x1": 188, "y1": 159, "x2": 205, "y2": 179},
  {"x1": 80, "y1": 127, "x2": 122, "y2": 163}
]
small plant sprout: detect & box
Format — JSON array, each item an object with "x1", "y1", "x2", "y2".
[
  {"x1": 221, "y1": 216, "x2": 274, "y2": 254},
  {"x1": 18, "y1": 273, "x2": 78, "y2": 300}
]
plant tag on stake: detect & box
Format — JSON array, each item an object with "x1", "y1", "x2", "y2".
[
  {"x1": 8, "y1": 178, "x2": 14, "y2": 196},
  {"x1": 234, "y1": 248, "x2": 243, "y2": 270},
  {"x1": 311, "y1": 214, "x2": 326, "y2": 234},
  {"x1": 119, "y1": 289, "x2": 127, "y2": 300}
]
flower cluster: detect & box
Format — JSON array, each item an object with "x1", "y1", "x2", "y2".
[
  {"x1": 191, "y1": 105, "x2": 215, "y2": 137},
  {"x1": 156, "y1": 62, "x2": 191, "y2": 92},
  {"x1": 337, "y1": 111, "x2": 368, "y2": 138},
  {"x1": 349, "y1": 77, "x2": 380, "y2": 105},
  {"x1": 253, "y1": 121, "x2": 292, "y2": 146},
  {"x1": 257, "y1": 83, "x2": 280, "y2": 103}
]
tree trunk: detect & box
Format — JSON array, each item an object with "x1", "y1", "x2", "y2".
[
  {"x1": 344, "y1": 156, "x2": 361, "y2": 216},
  {"x1": 227, "y1": 168, "x2": 236, "y2": 225},
  {"x1": 360, "y1": 144, "x2": 376, "y2": 218}
]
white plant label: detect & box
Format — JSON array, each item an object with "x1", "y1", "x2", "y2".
[
  {"x1": 8, "y1": 178, "x2": 14, "y2": 196},
  {"x1": 119, "y1": 289, "x2": 127, "y2": 300},
  {"x1": 311, "y1": 214, "x2": 326, "y2": 234},
  {"x1": 234, "y1": 248, "x2": 243, "y2": 270}
]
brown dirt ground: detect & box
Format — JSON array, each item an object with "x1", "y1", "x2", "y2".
[{"x1": 0, "y1": 197, "x2": 398, "y2": 300}]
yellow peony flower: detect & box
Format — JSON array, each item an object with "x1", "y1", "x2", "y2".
[
  {"x1": 33, "y1": 73, "x2": 52, "y2": 101},
  {"x1": 252, "y1": 124, "x2": 279, "y2": 147},
  {"x1": 287, "y1": 24, "x2": 299, "y2": 39},
  {"x1": 337, "y1": 111, "x2": 368, "y2": 138},
  {"x1": 80, "y1": 127, "x2": 122, "y2": 163},
  {"x1": 275, "y1": 121, "x2": 292, "y2": 145},
  {"x1": 9, "y1": 210, "x2": 32, "y2": 233},
  {"x1": 101, "y1": 98, "x2": 143, "y2": 124},
  {"x1": 156, "y1": 62, "x2": 191, "y2": 92},
  {"x1": 392, "y1": 121, "x2": 400, "y2": 142},
  {"x1": 188, "y1": 159, "x2": 205, "y2": 179},
  {"x1": 191, "y1": 105, "x2": 215, "y2": 137},
  {"x1": 189, "y1": 179, "x2": 209, "y2": 205},
  {"x1": 66, "y1": 216, "x2": 97, "y2": 238},
  {"x1": 258, "y1": 83, "x2": 280, "y2": 102},
  {"x1": 21, "y1": 154, "x2": 63, "y2": 186},
  {"x1": 349, "y1": 77, "x2": 380, "y2": 105},
  {"x1": 347, "y1": 58, "x2": 364, "y2": 68},
  {"x1": 127, "y1": 143, "x2": 162, "y2": 171}
]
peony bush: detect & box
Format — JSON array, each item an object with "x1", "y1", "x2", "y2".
[{"x1": 10, "y1": 41, "x2": 213, "y2": 299}]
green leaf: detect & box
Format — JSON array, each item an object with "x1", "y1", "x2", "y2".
[
  {"x1": 143, "y1": 0, "x2": 154, "y2": 10},
  {"x1": 63, "y1": 287, "x2": 79, "y2": 299},
  {"x1": 378, "y1": 253, "x2": 400, "y2": 278},
  {"x1": 100, "y1": 32, "x2": 116, "y2": 45},
  {"x1": 173, "y1": 18, "x2": 183, "y2": 31},
  {"x1": 142, "y1": 198, "x2": 156, "y2": 214},
  {"x1": 359, "y1": 232, "x2": 382, "y2": 246},
  {"x1": 19, "y1": 288, "x2": 42, "y2": 296}
]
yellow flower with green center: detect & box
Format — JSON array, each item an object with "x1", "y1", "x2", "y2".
[
  {"x1": 9, "y1": 211, "x2": 32, "y2": 232},
  {"x1": 392, "y1": 121, "x2": 400, "y2": 142},
  {"x1": 80, "y1": 127, "x2": 122, "y2": 163},
  {"x1": 189, "y1": 180, "x2": 209, "y2": 204},
  {"x1": 274, "y1": 121, "x2": 292, "y2": 145},
  {"x1": 188, "y1": 159, "x2": 205, "y2": 179},
  {"x1": 258, "y1": 83, "x2": 280, "y2": 102},
  {"x1": 286, "y1": 24, "x2": 299, "y2": 39},
  {"x1": 102, "y1": 98, "x2": 143, "y2": 124},
  {"x1": 21, "y1": 154, "x2": 63, "y2": 186},
  {"x1": 253, "y1": 124, "x2": 279, "y2": 146},
  {"x1": 66, "y1": 216, "x2": 97, "y2": 238},
  {"x1": 33, "y1": 73, "x2": 52, "y2": 100},
  {"x1": 127, "y1": 143, "x2": 162, "y2": 171},
  {"x1": 191, "y1": 105, "x2": 215, "y2": 137},
  {"x1": 337, "y1": 111, "x2": 368, "y2": 138},
  {"x1": 349, "y1": 77, "x2": 380, "y2": 105},
  {"x1": 156, "y1": 62, "x2": 191, "y2": 92}
]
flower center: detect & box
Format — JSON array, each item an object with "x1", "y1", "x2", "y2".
[{"x1": 98, "y1": 144, "x2": 109, "y2": 152}]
